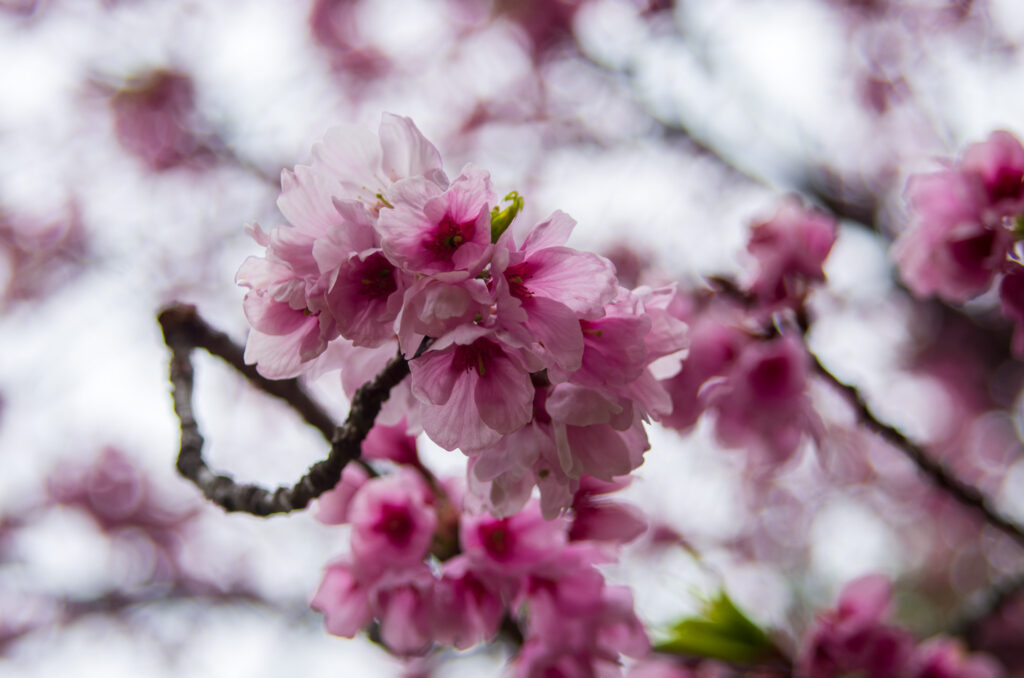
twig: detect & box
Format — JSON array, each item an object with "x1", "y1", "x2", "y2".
[
  {"x1": 157, "y1": 303, "x2": 410, "y2": 516},
  {"x1": 810, "y1": 351, "x2": 1024, "y2": 551},
  {"x1": 157, "y1": 304, "x2": 336, "y2": 441},
  {"x1": 952, "y1": 570, "x2": 1024, "y2": 649}
]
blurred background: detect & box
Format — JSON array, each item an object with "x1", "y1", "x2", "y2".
[{"x1": 3, "y1": 0, "x2": 1024, "y2": 675}]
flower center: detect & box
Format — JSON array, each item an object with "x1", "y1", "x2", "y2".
[
  {"x1": 427, "y1": 213, "x2": 475, "y2": 262},
  {"x1": 480, "y1": 521, "x2": 514, "y2": 559},
  {"x1": 451, "y1": 338, "x2": 503, "y2": 377},
  {"x1": 504, "y1": 261, "x2": 534, "y2": 300},
  {"x1": 377, "y1": 503, "x2": 414, "y2": 545},
  {"x1": 358, "y1": 252, "x2": 397, "y2": 300}
]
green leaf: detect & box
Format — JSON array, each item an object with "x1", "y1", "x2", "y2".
[{"x1": 654, "y1": 591, "x2": 777, "y2": 664}]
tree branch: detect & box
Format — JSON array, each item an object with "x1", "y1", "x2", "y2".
[
  {"x1": 810, "y1": 351, "x2": 1024, "y2": 551},
  {"x1": 952, "y1": 570, "x2": 1024, "y2": 650},
  {"x1": 157, "y1": 303, "x2": 410, "y2": 516},
  {"x1": 157, "y1": 304, "x2": 337, "y2": 442}
]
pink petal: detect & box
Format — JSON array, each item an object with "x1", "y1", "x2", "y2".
[
  {"x1": 378, "y1": 113, "x2": 446, "y2": 184},
  {"x1": 310, "y1": 562, "x2": 373, "y2": 638}
]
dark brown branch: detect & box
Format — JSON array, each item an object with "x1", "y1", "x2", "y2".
[
  {"x1": 810, "y1": 351, "x2": 1024, "y2": 551},
  {"x1": 953, "y1": 571, "x2": 1024, "y2": 650},
  {"x1": 157, "y1": 304, "x2": 336, "y2": 442},
  {"x1": 158, "y1": 303, "x2": 410, "y2": 516}
]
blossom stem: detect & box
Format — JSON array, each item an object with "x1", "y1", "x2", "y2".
[
  {"x1": 810, "y1": 352, "x2": 1024, "y2": 551},
  {"x1": 157, "y1": 303, "x2": 409, "y2": 515}
]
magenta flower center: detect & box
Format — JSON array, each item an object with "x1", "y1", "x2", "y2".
[
  {"x1": 376, "y1": 503, "x2": 414, "y2": 545},
  {"x1": 479, "y1": 521, "x2": 514, "y2": 559},
  {"x1": 948, "y1": 229, "x2": 998, "y2": 273},
  {"x1": 504, "y1": 261, "x2": 535, "y2": 300},
  {"x1": 986, "y1": 166, "x2": 1024, "y2": 203},
  {"x1": 748, "y1": 354, "x2": 799, "y2": 400},
  {"x1": 451, "y1": 339, "x2": 503, "y2": 377},
  {"x1": 426, "y1": 212, "x2": 476, "y2": 263},
  {"x1": 358, "y1": 252, "x2": 398, "y2": 300}
]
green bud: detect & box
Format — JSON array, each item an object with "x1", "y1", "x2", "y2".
[{"x1": 490, "y1": 191, "x2": 524, "y2": 242}]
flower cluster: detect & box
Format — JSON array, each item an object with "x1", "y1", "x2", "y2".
[
  {"x1": 894, "y1": 131, "x2": 1024, "y2": 304},
  {"x1": 310, "y1": 423, "x2": 648, "y2": 673},
  {"x1": 799, "y1": 575, "x2": 1002, "y2": 678},
  {"x1": 744, "y1": 199, "x2": 838, "y2": 310},
  {"x1": 660, "y1": 201, "x2": 834, "y2": 468},
  {"x1": 894, "y1": 131, "x2": 1024, "y2": 357},
  {"x1": 237, "y1": 113, "x2": 688, "y2": 516}
]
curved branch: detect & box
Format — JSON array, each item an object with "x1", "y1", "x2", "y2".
[
  {"x1": 157, "y1": 303, "x2": 410, "y2": 516},
  {"x1": 810, "y1": 351, "x2": 1024, "y2": 551},
  {"x1": 157, "y1": 304, "x2": 337, "y2": 442}
]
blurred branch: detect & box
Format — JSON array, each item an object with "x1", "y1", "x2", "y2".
[
  {"x1": 157, "y1": 303, "x2": 410, "y2": 516},
  {"x1": 953, "y1": 571, "x2": 1024, "y2": 650},
  {"x1": 810, "y1": 352, "x2": 1024, "y2": 551},
  {"x1": 59, "y1": 584, "x2": 289, "y2": 619}
]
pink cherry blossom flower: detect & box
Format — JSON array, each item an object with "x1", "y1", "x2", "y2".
[
  {"x1": 348, "y1": 469, "x2": 437, "y2": 570},
  {"x1": 460, "y1": 501, "x2": 568, "y2": 576},
  {"x1": 703, "y1": 333, "x2": 818, "y2": 465},
  {"x1": 894, "y1": 131, "x2": 1024, "y2": 303},
  {"x1": 377, "y1": 166, "x2": 495, "y2": 276},
  {"x1": 312, "y1": 113, "x2": 447, "y2": 209},
  {"x1": 466, "y1": 425, "x2": 546, "y2": 518},
  {"x1": 798, "y1": 574, "x2": 915, "y2": 678},
  {"x1": 431, "y1": 555, "x2": 505, "y2": 650},
  {"x1": 468, "y1": 383, "x2": 650, "y2": 519},
  {"x1": 409, "y1": 329, "x2": 535, "y2": 452},
  {"x1": 907, "y1": 637, "x2": 1003, "y2": 678},
  {"x1": 563, "y1": 288, "x2": 651, "y2": 390},
  {"x1": 312, "y1": 559, "x2": 438, "y2": 655},
  {"x1": 513, "y1": 548, "x2": 648, "y2": 677},
  {"x1": 661, "y1": 308, "x2": 751, "y2": 432},
  {"x1": 894, "y1": 168, "x2": 1012, "y2": 302},
  {"x1": 310, "y1": 559, "x2": 374, "y2": 638},
  {"x1": 961, "y1": 130, "x2": 1024, "y2": 209},
  {"x1": 567, "y1": 476, "x2": 647, "y2": 544},
  {"x1": 744, "y1": 200, "x2": 837, "y2": 308},
  {"x1": 109, "y1": 70, "x2": 208, "y2": 172},
  {"x1": 276, "y1": 166, "x2": 377, "y2": 276},
  {"x1": 314, "y1": 463, "x2": 371, "y2": 525},
  {"x1": 546, "y1": 285, "x2": 686, "y2": 423},
  {"x1": 373, "y1": 567, "x2": 436, "y2": 655},
  {"x1": 490, "y1": 210, "x2": 618, "y2": 371},
  {"x1": 395, "y1": 273, "x2": 493, "y2": 355},
  {"x1": 322, "y1": 248, "x2": 406, "y2": 347},
  {"x1": 361, "y1": 419, "x2": 420, "y2": 466},
  {"x1": 545, "y1": 382, "x2": 650, "y2": 482},
  {"x1": 236, "y1": 254, "x2": 336, "y2": 378}
]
